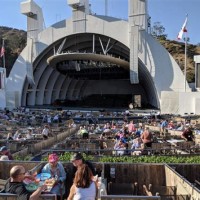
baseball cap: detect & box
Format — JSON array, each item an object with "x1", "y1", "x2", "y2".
[
  {"x1": 70, "y1": 152, "x2": 83, "y2": 162},
  {"x1": 0, "y1": 146, "x2": 7, "y2": 152},
  {"x1": 48, "y1": 153, "x2": 59, "y2": 163}
]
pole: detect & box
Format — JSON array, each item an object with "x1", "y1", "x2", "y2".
[
  {"x1": 0, "y1": 39, "x2": 6, "y2": 89},
  {"x1": 184, "y1": 34, "x2": 187, "y2": 92},
  {"x1": 2, "y1": 39, "x2": 5, "y2": 69},
  {"x1": 105, "y1": 0, "x2": 108, "y2": 16}
]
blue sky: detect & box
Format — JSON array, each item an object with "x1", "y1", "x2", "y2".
[{"x1": 0, "y1": 0, "x2": 200, "y2": 45}]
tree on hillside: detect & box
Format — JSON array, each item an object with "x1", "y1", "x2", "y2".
[
  {"x1": 151, "y1": 22, "x2": 167, "y2": 40},
  {"x1": 0, "y1": 27, "x2": 26, "y2": 77}
]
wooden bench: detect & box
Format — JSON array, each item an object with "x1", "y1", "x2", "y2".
[
  {"x1": 151, "y1": 143, "x2": 171, "y2": 155},
  {"x1": 143, "y1": 184, "x2": 176, "y2": 196},
  {"x1": 0, "y1": 180, "x2": 6, "y2": 190},
  {"x1": 142, "y1": 186, "x2": 189, "y2": 200},
  {"x1": 99, "y1": 179, "x2": 160, "y2": 200},
  {"x1": 108, "y1": 182, "x2": 138, "y2": 195}
]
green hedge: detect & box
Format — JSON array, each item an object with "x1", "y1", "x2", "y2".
[
  {"x1": 99, "y1": 155, "x2": 200, "y2": 163},
  {"x1": 40, "y1": 152, "x2": 200, "y2": 164}
]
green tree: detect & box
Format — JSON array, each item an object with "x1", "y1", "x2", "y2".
[{"x1": 151, "y1": 22, "x2": 167, "y2": 40}]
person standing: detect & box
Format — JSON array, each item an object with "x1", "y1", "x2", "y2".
[
  {"x1": 128, "y1": 120, "x2": 136, "y2": 134},
  {"x1": 160, "y1": 119, "x2": 168, "y2": 134},
  {"x1": 67, "y1": 164, "x2": 97, "y2": 200},
  {"x1": 140, "y1": 127, "x2": 153, "y2": 148}
]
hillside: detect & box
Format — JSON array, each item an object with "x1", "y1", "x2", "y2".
[
  {"x1": 0, "y1": 26, "x2": 200, "y2": 82},
  {"x1": 0, "y1": 26, "x2": 27, "y2": 76},
  {"x1": 160, "y1": 39, "x2": 200, "y2": 82}
]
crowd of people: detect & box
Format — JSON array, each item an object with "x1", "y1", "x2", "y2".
[
  {"x1": 0, "y1": 107, "x2": 199, "y2": 200},
  {"x1": 2, "y1": 152, "x2": 98, "y2": 200},
  {"x1": 2, "y1": 125, "x2": 51, "y2": 142},
  {"x1": 0, "y1": 110, "x2": 198, "y2": 160},
  {"x1": 112, "y1": 123, "x2": 153, "y2": 156},
  {"x1": 75, "y1": 116, "x2": 198, "y2": 156}
]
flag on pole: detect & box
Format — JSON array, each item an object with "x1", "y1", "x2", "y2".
[
  {"x1": 0, "y1": 45, "x2": 5, "y2": 57},
  {"x1": 177, "y1": 15, "x2": 188, "y2": 40}
]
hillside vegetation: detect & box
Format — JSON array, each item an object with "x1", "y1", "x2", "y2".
[
  {"x1": 160, "y1": 39, "x2": 200, "y2": 82},
  {"x1": 0, "y1": 26, "x2": 26, "y2": 76},
  {"x1": 0, "y1": 26, "x2": 200, "y2": 82}
]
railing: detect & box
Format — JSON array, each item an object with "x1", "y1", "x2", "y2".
[
  {"x1": 98, "y1": 178, "x2": 189, "y2": 200},
  {"x1": 0, "y1": 193, "x2": 57, "y2": 200},
  {"x1": 98, "y1": 180, "x2": 161, "y2": 200},
  {"x1": 42, "y1": 145, "x2": 200, "y2": 156},
  {"x1": 100, "y1": 195, "x2": 160, "y2": 200}
]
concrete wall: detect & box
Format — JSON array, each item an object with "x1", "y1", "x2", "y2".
[
  {"x1": 165, "y1": 165, "x2": 200, "y2": 199},
  {"x1": 0, "y1": 90, "x2": 6, "y2": 109},
  {"x1": 161, "y1": 91, "x2": 200, "y2": 115}
]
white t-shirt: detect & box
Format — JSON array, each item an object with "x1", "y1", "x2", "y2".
[{"x1": 42, "y1": 128, "x2": 49, "y2": 136}]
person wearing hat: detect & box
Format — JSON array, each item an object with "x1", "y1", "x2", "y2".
[
  {"x1": 70, "y1": 152, "x2": 96, "y2": 176},
  {"x1": 41, "y1": 153, "x2": 66, "y2": 200},
  {"x1": 0, "y1": 146, "x2": 13, "y2": 160},
  {"x1": 4, "y1": 165, "x2": 47, "y2": 200}
]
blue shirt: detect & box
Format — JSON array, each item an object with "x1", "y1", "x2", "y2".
[{"x1": 42, "y1": 162, "x2": 66, "y2": 196}]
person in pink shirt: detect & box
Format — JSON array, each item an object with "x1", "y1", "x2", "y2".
[{"x1": 128, "y1": 120, "x2": 136, "y2": 134}]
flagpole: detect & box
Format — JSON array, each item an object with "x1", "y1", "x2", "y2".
[
  {"x1": 177, "y1": 14, "x2": 188, "y2": 92},
  {"x1": 184, "y1": 34, "x2": 187, "y2": 92},
  {"x1": 1, "y1": 38, "x2": 6, "y2": 90},
  {"x1": 2, "y1": 39, "x2": 5, "y2": 69}
]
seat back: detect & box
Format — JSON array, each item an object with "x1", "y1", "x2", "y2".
[{"x1": 108, "y1": 182, "x2": 135, "y2": 195}]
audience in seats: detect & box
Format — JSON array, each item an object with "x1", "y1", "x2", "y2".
[
  {"x1": 42, "y1": 125, "x2": 50, "y2": 139},
  {"x1": 113, "y1": 140, "x2": 126, "y2": 155}
]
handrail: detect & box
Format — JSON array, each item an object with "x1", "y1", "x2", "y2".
[
  {"x1": 41, "y1": 146, "x2": 200, "y2": 156},
  {"x1": 0, "y1": 192, "x2": 57, "y2": 200},
  {"x1": 100, "y1": 195, "x2": 160, "y2": 199}
]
